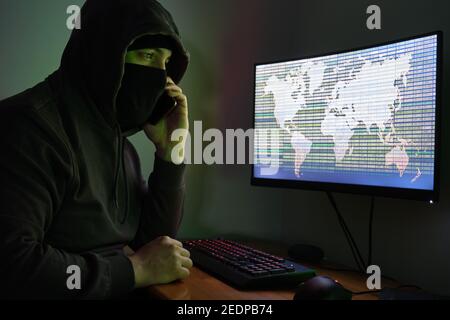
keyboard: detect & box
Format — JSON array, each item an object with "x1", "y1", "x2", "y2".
[{"x1": 183, "y1": 239, "x2": 316, "y2": 289}]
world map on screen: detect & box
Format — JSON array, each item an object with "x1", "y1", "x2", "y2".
[{"x1": 254, "y1": 35, "x2": 437, "y2": 190}]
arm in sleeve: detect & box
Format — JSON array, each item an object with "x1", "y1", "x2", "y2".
[
  {"x1": 0, "y1": 109, "x2": 134, "y2": 299},
  {"x1": 129, "y1": 146, "x2": 186, "y2": 251}
]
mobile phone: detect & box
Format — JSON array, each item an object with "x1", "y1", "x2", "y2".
[{"x1": 148, "y1": 92, "x2": 177, "y2": 125}]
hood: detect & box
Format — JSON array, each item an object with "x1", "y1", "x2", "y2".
[{"x1": 60, "y1": 0, "x2": 190, "y2": 128}]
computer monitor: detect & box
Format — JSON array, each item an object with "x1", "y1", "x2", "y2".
[{"x1": 252, "y1": 32, "x2": 442, "y2": 202}]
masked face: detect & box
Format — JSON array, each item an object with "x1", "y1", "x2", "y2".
[{"x1": 115, "y1": 63, "x2": 167, "y2": 134}]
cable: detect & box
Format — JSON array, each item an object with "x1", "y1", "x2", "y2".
[
  {"x1": 368, "y1": 196, "x2": 374, "y2": 266},
  {"x1": 351, "y1": 289, "x2": 382, "y2": 296},
  {"x1": 317, "y1": 264, "x2": 401, "y2": 283},
  {"x1": 326, "y1": 192, "x2": 366, "y2": 272},
  {"x1": 395, "y1": 285, "x2": 423, "y2": 290},
  {"x1": 338, "y1": 214, "x2": 365, "y2": 272},
  {"x1": 350, "y1": 285, "x2": 424, "y2": 297},
  {"x1": 329, "y1": 194, "x2": 365, "y2": 272}
]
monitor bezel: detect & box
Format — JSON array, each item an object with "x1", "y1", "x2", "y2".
[{"x1": 251, "y1": 31, "x2": 442, "y2": 203}]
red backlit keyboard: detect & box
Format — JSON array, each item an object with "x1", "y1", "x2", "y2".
[{"x1": 183, "y1": 239, "x2": 316, "y2": 288}]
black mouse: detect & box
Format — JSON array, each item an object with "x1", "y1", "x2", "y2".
[{"x1": 294, "y1": 276, "x2": 352, "y2": 300}]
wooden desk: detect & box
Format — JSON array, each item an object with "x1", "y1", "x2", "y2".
[{"x1": 147, "y1": 241, "x2": 398, "y2": 300}]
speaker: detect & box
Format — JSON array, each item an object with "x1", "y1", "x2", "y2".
[{"x1": 288, "y1": 244, "x2": 324, "y2": 263}]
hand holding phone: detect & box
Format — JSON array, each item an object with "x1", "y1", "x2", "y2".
[
  {"x1": 143, "y1": 78, "x2": 188, "y2": 163},
  {"x1": 148, "y1": 92, "x2": 177, "y2": 125}
]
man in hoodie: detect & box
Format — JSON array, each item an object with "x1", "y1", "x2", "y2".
[{"x1": 0, "y1": 0, "x2": 192, "y2": 299}]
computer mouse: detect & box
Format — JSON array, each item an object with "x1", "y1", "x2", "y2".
[{"x1": 293, "y1": 276, "x2": 352, "y2": 300}]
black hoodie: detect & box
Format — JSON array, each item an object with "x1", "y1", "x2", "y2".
[{"x1": 0, "y1": 0, "x2": 190, "y2": 299}]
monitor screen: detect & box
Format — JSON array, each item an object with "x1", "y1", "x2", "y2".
[{"x1": 252, "y1": 32, "x2": 441, "y2": 202}]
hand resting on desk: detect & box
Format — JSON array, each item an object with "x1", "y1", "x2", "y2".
[{"x1": 128, "y1": 236, "x2": 193, "y2": 288}]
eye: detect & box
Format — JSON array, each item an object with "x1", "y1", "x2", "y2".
[{"x1": 143, "y1": 52, "x2": 154, "y2": 61}]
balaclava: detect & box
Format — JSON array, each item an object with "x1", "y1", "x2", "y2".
[{"x1": 116, "y1": 35, "x2": 175, "y2": 134}]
